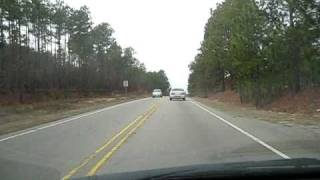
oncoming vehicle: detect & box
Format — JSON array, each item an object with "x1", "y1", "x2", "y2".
[
  {"x1": 152, "y1": 89, "x2": 162, "y2": 98},
  {"x1": 169, "y1": 88, "x2": 186, "y2": 101}
]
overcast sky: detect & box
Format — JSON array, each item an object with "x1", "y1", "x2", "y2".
[{"x1": 65, "y1": 0, "x2": 222, "y2": 90}]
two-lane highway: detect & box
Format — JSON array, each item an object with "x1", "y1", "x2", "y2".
[{"x1": 0, "y1": 97, "x2": 319, "y2": 180}]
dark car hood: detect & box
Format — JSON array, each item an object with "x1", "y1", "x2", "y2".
[{"x1": 74, "y1": 158, "x2": 320, "y2": 180}]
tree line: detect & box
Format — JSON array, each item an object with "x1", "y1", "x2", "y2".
[
  {"x1": 188, "y1": 0, "x2": 320, "y2": 107},
  {"x1": 0, "y1": 0, "x2": 170, "y2": 102}
]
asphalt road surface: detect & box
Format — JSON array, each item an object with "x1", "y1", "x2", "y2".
[{"x1": 0, "y1": 97, "x2": 319, "y2": 180}]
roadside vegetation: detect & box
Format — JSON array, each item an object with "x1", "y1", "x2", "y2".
[
  {"x1": 0, "y1": 0, "x2": 170, "y2": 104},
  {"x1": 0, "y1": 93, "x2": 147, "y2": 135},
  {"x1": 188, "y1": 0, "x2": 320, "y2": 108},
  {"x1": 196, "y1": 96, "x2": 320, "y2": 128},
  {"x1": 0, "y1": 0, "x2": 170, "y2": 134}
]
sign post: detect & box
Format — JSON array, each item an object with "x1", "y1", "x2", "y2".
[{"x1": 123, "y1": 80, "x2": 128, "y2": 97}]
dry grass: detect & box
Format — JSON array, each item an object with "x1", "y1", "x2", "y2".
[
  {"x1": 265, "y1": 88, "x2": 320, "y2": 114},
  {"x1": 195, "y1": 97, "x2": 320, "y2": 127},
  {"x1": 0, "y1": 95, "x2": 147, "y2": 135}
]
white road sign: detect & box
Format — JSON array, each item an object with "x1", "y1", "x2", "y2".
[{"x1": 123, "y1": 80, "x2": 128, "y2": 87}]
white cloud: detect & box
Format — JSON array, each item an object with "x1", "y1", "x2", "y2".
[{"x1": 65, "y1": 0, "x2": 222, "y2": 90}]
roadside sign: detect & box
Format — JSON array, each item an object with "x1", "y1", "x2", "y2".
[
  {"x1": 123, "y1": 80, "x2": 128, "y2": 97},
  {"x1": 123, "y1": 80, "x2": 128, "y2": 87}
]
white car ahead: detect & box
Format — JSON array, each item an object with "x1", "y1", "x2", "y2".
[
  {"x1": 169, "y1": 88, "x2": 186, "y2": 101},
  {"x1": 152, "y1": 89, "x2": 162, "y2": 98}
]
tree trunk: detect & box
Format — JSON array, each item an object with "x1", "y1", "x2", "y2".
[
  {"x1": 37, "y1": 32, "x2": 40, "y2": 52},
  {"x1": 50, "y1": 24, "x2": 53, "y2": 55},
  {"x1": 255, "y1": 65, "x2": 261, "y2": 107},
  {"x1": 221, "y1": 68, "x2": 225, "y2": 91},
  {"x1": 239, "y1": 82, "x2": 243, "y2": 104},
  {"x1": 64, "y1": 31, "x2": 67, "y2": 65},
  {"x1": 8, "y1": 20, "x2": 11, "y2": 44},
  {"x1": 288, "y1": 2, "x2": 301, "y2": 93},
  {"x1": 26, "y1": 23, "x2": 29, "y2": 48},
  {"x1": 292, "y1": 48, "x2": 301, "y2": 93},
  {"x1": 57, "y1": 26, "x2": 62, "y2": 64},
  {"x1": 18, "y1": 19, "x2": 23, "y2": 98},
  {"x1": 0, "y1": 9, "x2": 4, "y2": 48}
]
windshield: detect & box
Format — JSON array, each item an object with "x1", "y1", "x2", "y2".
[
  {"x1": 171, "y1": 88, "x2": 184, "y2": 92},
  {"x1": 0, "y1": 0, "x2": 319, "y2": 180}
]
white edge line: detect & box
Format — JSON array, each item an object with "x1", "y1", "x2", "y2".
[
  {"x1": 190, "y1": 100, "x2": 291, "y2": 159},
  {"x1": 0, "y1": 97, "x2": 150, "y2": 143}
]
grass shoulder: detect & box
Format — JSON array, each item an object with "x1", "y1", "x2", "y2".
[
  {"x1": 0, "y1": 94, "x2": 148, "y2": 136},
  {"x1": 194, "y1": 96, "x2": 320, "y2": 128}
]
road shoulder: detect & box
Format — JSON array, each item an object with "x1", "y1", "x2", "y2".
[
  {"x1": 193, "y1": 97, "x2": 320, "y2": 130},
  {"x1": 192, "y1": 97, "x2": 320, "y2": 159},
  {"x1": 0, "y1": 95, "x2": 148, "y2": 136}
]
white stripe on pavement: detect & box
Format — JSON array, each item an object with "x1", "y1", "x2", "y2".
[
  {"x1": 190, "y1": 100, "x2": 291, "y2": 159},
  {"x1": 0, "y1": 97, "x2": 150, "y2": 143}
]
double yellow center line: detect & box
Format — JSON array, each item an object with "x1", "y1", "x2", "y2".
[{"x1": 62, "y1": 102, "x2": 160, "y2": 179}]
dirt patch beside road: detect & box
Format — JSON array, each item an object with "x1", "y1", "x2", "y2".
[
  {"x1": 206, "y1": 88, "x2": 320, "y2": 114},
  {"x1": 207, "y1": 90, "x2": 241, "y2": 105},
  {"x1": 0, "y1": 95, "x2": 147, "y2": 136},
  {"x1": 265, "y1": 88, "x2": 320, "y2": 114}
]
